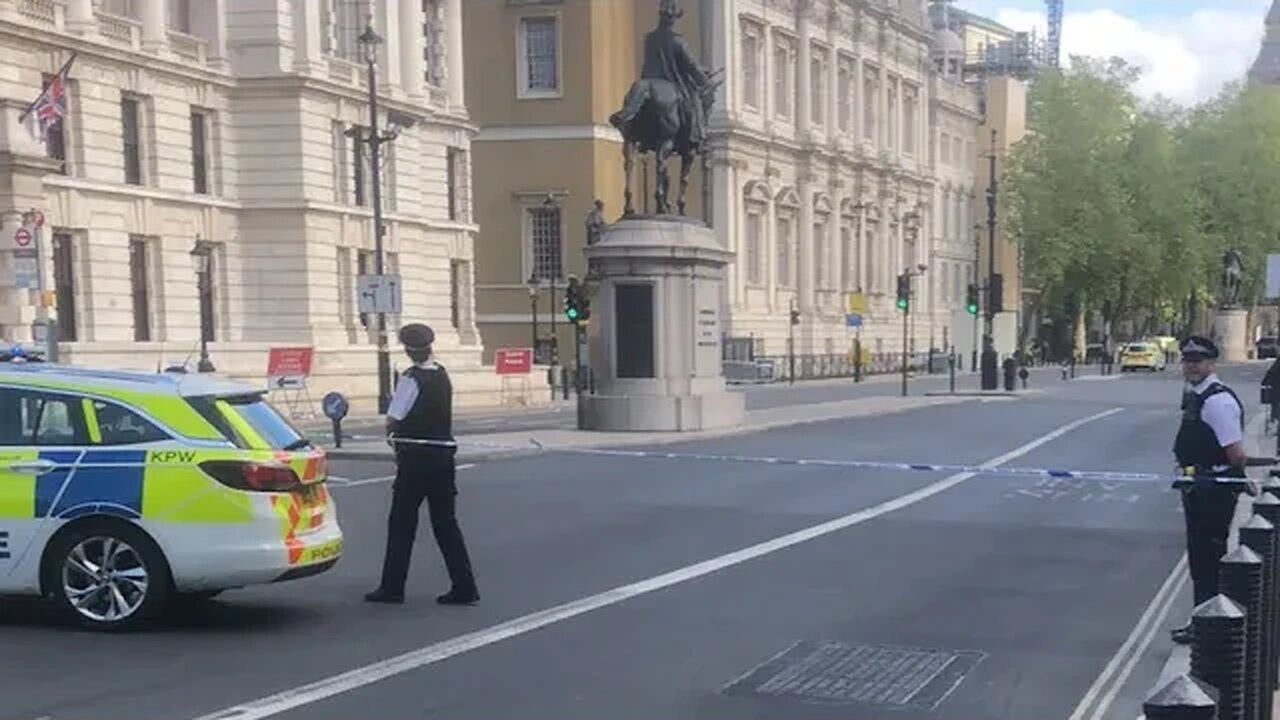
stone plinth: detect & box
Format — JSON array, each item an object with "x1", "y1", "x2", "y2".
[
  {"x1": 578, "y1": 217, "x2": 745, "y2": 432},
  {"x1": 1214, "y1": 308, "x2": 1249, "y2": 362}
]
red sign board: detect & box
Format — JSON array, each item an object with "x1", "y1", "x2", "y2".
[
  {"x1": 13, "y1": 228, "x2": 31, "y2": 247},
  {"x1": 267, "y1": 346, "x2": 314, "y2": 388},
  {"x1": 494, "y1": 348, "x2": 533, "y2": 375}
]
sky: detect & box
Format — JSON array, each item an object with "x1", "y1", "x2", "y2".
[{"x1": 954, "y1": 0, "x2": 1272, "y2": 106}]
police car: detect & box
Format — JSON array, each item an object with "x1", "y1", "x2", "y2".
[{"x1": 0, "y1": 361, "x2": 343, "y2": 630}]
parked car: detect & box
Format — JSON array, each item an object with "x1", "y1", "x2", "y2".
[{"x1": 1257, "y1": 336, "x2": 1279, "y2": 359}]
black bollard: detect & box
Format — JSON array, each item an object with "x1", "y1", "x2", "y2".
[
  {"x1": 1221, "y1": 545, "x2": 1265, "y2": 720},
  {"x1": 1250, "y1": 496, "x2": 1280, "y2": 694},
  {"x1": 1264, "y1": 471, "x2": 1280, "y2": 502},
  {"x1": 1240, "y1": 514, "x2": 1278, "y2": 706},
  {"x1": 1190, "y1": 594, "x2": 1248, "y2": 720},
  {"x1": 1144, "y1": 673, "x2": 1219, "y2": 720}
]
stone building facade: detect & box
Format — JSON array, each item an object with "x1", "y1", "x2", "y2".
[{"x1": 0, "y1": 0, "x2": 503, "y2": 410}]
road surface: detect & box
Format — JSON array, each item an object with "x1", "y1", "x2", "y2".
[{"x1": 3, "y1": 362, "x2": 1248, "y2": 720}]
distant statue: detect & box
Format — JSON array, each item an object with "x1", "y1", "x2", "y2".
[
  {"x1": 585, "y1": 199, "x2": 606, "y2": 246},
  {"x1": 609, "y1": 0, "x2": 723, "y2": 217},
  {"x1": 1220, "y1": 249, "x2": 1244, "y2": 307}
]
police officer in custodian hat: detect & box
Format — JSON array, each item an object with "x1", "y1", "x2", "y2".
[
  {"x1": 365, "y1": 323, "x2": 479, "y2": 606},
  {"x1": 1170, "y1": 335, "x2": 1256, "y2": 644}
]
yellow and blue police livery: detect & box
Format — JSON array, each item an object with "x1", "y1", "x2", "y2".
[{"x1": 0, "y1": 363, "x2": 343, "y2": 631}]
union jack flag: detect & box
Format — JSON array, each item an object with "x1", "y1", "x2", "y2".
[{"x1": 22, "y1": 53, "x2": 76, "y2": 143}]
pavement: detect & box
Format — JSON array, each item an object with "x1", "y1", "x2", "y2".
[{"x1": 3, "y1": 361, "x2": 1259, "y2": 720}]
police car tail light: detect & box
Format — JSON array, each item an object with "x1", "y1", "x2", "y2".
[{"x1": 200, "y1": 460, "x2": 302, "y2": 493}]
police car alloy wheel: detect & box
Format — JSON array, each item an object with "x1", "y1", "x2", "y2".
[{"x1": 46, "y1": 521, "x2": 172, "y2": 631}]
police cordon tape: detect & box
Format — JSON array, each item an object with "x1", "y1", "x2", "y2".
[{"x1": 384, "y1": 436, "x2": 1278, "y2": 487}]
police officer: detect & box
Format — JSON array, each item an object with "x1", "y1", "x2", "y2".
[
  {"x1": 1170, "y1": 335, "x2": 1256, "y2": 644},
  {"x1": 365, "y1": 323, "x2": 479, "y2": 606}
]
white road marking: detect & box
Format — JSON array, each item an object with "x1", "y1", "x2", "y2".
[
  {"x1": 191, "y1": 407, "x2": 1124, "y2": 720},
  {"x1": 1067, "y1": 555, "x2": 1188, "y2": 720},
  {"x1": 330, "y1": 465, "x2": 477, "y2": 489}
]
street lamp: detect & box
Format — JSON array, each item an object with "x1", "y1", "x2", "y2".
[
  {"x1": 350, "y1": 10, "x2": 416, "y2": 414},
  {"x1": 526, "y1": 273, "x2": 541, "y2": 360},
  {"x1": 189, "y1": 237, "x2": 215, "y2": 373}
]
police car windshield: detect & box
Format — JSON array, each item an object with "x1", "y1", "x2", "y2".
[{"x1": 222, "y1": 395, "x2": 310, "y2": 450}]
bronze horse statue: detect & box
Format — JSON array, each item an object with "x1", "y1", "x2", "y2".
[{"x1": 609, "y1": 68, "x2": 723, "y2": 217}]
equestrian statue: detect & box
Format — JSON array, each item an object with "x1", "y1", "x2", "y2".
[
  {"x1": 1220, "y1": 249, "x2": 1244, "y2": 308},
  {"x1": 609, "y1": 0, "x2": 723, "y2": 217}
]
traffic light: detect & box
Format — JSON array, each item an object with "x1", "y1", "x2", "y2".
[
  {"x1": 989, "y1": 273, "x2": 1004, "y2": 314},
  {"x1": 896, "y1": 273, "x2": 910, "y2": 311},
  {"x1": 563, "y1": 276, "x2": 588, "y2": 323},
  {"x1": 790, "y1": 307, "x2": 801, "y2": 325},
  {"x1": 965, "y1": 283, "x2": 980, "y2": 315}
]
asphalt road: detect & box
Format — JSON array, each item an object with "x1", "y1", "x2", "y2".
[{"x1": 3, "y1": 363, "x2": 1261, "y2": 720}]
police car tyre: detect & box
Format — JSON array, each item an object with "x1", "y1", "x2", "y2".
[{"x1": 43, "y1": 519, "x2": 172, "y2": 632}]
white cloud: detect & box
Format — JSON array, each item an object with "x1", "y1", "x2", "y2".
[{"x1": 989, "y1": 6, "x2": 1265, "y2": 105}]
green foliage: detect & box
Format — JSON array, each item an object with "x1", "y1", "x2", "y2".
[{"x1": 1004, "y1": 56, "x2": 1280, "y2": 333}]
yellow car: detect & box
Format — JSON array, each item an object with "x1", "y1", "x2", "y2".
[
  {"x1": 0, "y1": 362, "x2": 342, "y2": 631},
  {"x1": 1120, "y1": 342, "x2": 1166, "y2": 372}
]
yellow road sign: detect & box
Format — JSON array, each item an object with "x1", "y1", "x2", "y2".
[{"x1": 846, "y1": 292, "x2": 867, "y2": 314}]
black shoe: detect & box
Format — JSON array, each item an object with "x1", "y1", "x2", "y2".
[
  {"x1": 436, "y1": 590, "x2": 479, "y2": 606},
  {"x1": 364, "y1": 589, "x2": 405, "y2": 604},
  {"x1": 1171, "y1": 624, "x2": 1194, "y2": 645}
]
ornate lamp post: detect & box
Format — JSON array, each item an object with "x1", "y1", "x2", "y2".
[{"x1": 189, "y1": 237, "x2": 215, "y2": 373}]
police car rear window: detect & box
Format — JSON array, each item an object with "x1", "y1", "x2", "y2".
[
  {"x1": 185, "y1": 396, "x2": 251, "y2": 449},
  {"x1": 220, "y1": 395, "x2": 309, "y2": 451}
]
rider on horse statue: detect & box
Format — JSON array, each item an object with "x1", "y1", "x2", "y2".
[{"x1": 610, "y1": 0, "x2": 720, "y2": 216}]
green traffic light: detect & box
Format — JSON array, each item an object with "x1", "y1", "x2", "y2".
[
  {"x1": 896, "y1": 299, "x2": 908, "y2": 310},
  {"x1": 566, "y1": 308, "x2": 579, "y2": 320},
  {"x1": 967, "y1": 303, "x2": 978, "y2": 315}
]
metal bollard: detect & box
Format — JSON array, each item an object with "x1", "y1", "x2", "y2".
[
  {"x1": 1240, "y1": 514, "x2": 1278, "y2": 705},
  {"x1": 1264, "y1": 471, "x2": 1280, "y2": 501},
  {"x1": 1250, "y1": 496, "x2": 1280, "y2": 693},
  {"x1": 1143, "y1": 673, "x2": 1218, "y2": 720},
  {"x1": 1190, "y1": 594, "x2": 1248, "y2": 720},
  {"x1": 1221, "y1": 545, "x2": 1265, "y2": 720}
]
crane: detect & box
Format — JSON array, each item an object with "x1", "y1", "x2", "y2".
[{"x1": 1045, "y1": 0, "x2": 1064, "y2": 68}]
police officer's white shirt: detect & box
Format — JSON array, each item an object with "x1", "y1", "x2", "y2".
[
  {"x1": 1190, "y1": 373, "x2": 1243, "y2": 449},
  {"x1": 385, "y1": 360, "x2": 440, "y2": 421}
]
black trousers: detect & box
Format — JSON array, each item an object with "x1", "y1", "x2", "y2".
[
  {"x1": 1181, "y1": 485, "x2": 1239, "y2": 606},
  {"x1": 377, "y1": 449, "x2": 477, "y2": 597}
]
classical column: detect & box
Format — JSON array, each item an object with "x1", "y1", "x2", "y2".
[
  {"x1": 377, "y1": 0, "x2": 402, "y2": 91},
  {"x1": 141, "y1": 0, "x2": 167, "y2": 53},
  {"x1": 712, "y1": 159, "x2": 736, "y2": 304},
  {"x1": 445, "y1": 0, "x2": 466, "y2": 111},
  {"x1": 853, "y1": 56, "x2": 865, "y2": 142},
  {"x1": 399, "y1": 0, "x2": 425, "y2": 99},
  {"x1": 797, "y1": 10, "x2": 811, "y2": 131},
  {"x1": 798, "y1": 180, "x2": 814, "y2": 313},
  {"x1": 709, "y1": 0, "x2": 734, "y2": 123},
  {"x1": 878, "y1": 65, "x2": 888, "y2": 150},
  {"x1": 292, "y1": 0, "x2": 325, "y2": 75}
]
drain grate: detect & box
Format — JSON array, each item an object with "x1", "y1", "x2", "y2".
[{"x1": 725, "y1": 641, "x2": 985, "y2": 710}]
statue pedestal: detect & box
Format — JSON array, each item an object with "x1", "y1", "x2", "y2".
[
  {"x1": 578, "y1": 217, "x2": 745, "y2": 432},
  {"x1": 1213, "y1": 308, "x2": 1249, "y2": 362}
]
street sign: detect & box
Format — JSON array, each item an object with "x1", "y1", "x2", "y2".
[
  {"x1": 845, "y1": 313, "x2": 863, "y2": 328},
  {"x1": 266, "y1": 346, "x2": 313, "y2": 388},
  {"x1": 845, "y1": 292, "x2": 867, "y2": 314},
  {"x1": 13, "y1": 250, "x2": 37, "y2": 290},
  {"x1": 357, "y1": 273, "x2": 402, "y2": 315},
  {"x1": 494, "y1": 348, "x2": 533, "y2": 375},
  {"x1": 13, "y1": 228, "x2": 31, "y2": 248},
  {"x1": 322, "y1": 392, "x2": 349, "y2": 422}
]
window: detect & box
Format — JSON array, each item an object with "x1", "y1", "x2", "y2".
[
  {"x1": 814, "y1": 222, "x2": 828, "y2": 289},
  {"x1": 810, "y1": 48, "x2": 827, "y2": 126},
  {"x1": 837, "y1": 61, "x2": 852, "y2": 132},
  {"x1": 842, "y1": 225, "x2": 856, "y2": 289},
  {"x1": 521, "y1": 17, "x2": 559, "y2": 94},
  {"x1": 745, "y1": 212, "x2": 762, "y2": 285},
  {"x1": 337, "y1": 247, "x2": 355, "y2": 333},
  {"x1": 129, "y1": 236, "x2": 151, "y2": 342},
  {"x1": 862, "y1": 72, "x2": 876, "y2": 142},
  {"x1": 186, "y1": 395, "x2": 307, "y2": 451},
  {"x1": 88, "y1": 400, "x2": 170, "y2": 445},
  {"x1": 904, "y1": 87, "x2": 918, "y2": 155},
  {"x1": 528, "y1": 204, "x2": 561, "y2": 281},
  {"x1": 52, "y1": 232, "x2": 76, "y2": 342},
  {"x1": 773, "y1": 37, "x2": 793, "y2": 120},
  {"x1": 941, "y1": 134, "x2": 951, "y2": 166},
  {"x1": 776, "y1": 216, "x2": 792, "y2": 286},
  {"x1": 331, "y1": 120, "x2": 347, "y2": 203},
  {"x1": 887, "y1": 81, "x2": 898, "y2": 150},
  {"x1": 356, "y1": 249, "x2": 374, "y2": 328},
  {"x1": 190, "y1": 110, "x2": 209, "y2": 195},
  {"x1": 167, "y1": 0, "x2": 190, "y2": 32},
  {"x1": 423, "y1": 0, "x2": 446, "y2": 87},
  {"x1": 41, "y1": 73, "x2": 67, "y2": 175},
  {"x1": 100, "y1": 0, "x2": 139, "y2": 18},
  {"x1": 351, "y1": 124, "x2": 367, "y2": 206},
  {"x1": 446, "y1": 147, "x2": 467, "y2": 221},
  {"x1": 121, "y1": 95, "x2": 142, "y2": 185},
  {"x1": 331, "y1": 0, "x2": 369, "y2": 62},
  {"x1": 741, "y1": 25, "x2": 761, "y2": 109},
  {"x1": 450, "y1": 260, "x2": 462, "y2": 329},
  {"x1": 0, "y1": 389, "x2": 85, "y2": 446},
  {"x1": 197, "y1": 246, "x2": 216, "y2": 343}
]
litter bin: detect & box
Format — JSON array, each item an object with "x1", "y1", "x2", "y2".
[{"x1": 1002, "y1": 358, "x2": 1016, "y2": 391}]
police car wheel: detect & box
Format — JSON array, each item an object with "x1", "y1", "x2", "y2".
[{"x1": 45, "y1": 521, "x2": 172, "y2": 632}]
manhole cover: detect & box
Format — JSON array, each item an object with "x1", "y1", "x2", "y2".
[{"x1": 725, "y1": 641, "x2": 985, "y2": 710}]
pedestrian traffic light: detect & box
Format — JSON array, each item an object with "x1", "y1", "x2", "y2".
[
  {"x1": 896, "y1": 273, "x2": 910, "y2": 311},
  {"x1": 966, "y1": 283, "x2": 979, "y2": 315},
  {"x1": 790, "y1": 307, "x2": 800, "y2": 325}
]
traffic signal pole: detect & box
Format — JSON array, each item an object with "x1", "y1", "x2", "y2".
[{"x1": 901, "y1": 296, "x2": 909, "y2": 397}]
